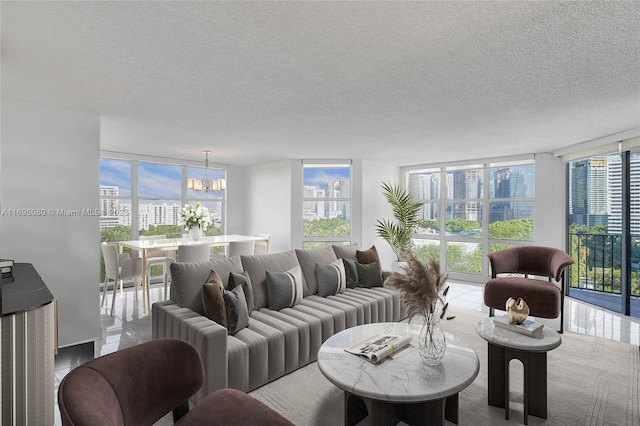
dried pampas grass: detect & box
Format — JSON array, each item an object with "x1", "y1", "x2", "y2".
[{"x1": 386, "y1": 246, "x2": 449, "y2": 322}]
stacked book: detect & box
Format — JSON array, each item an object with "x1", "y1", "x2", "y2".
[
  {"x1": 493, "y1": 314, "x2": 544, "y2": 337},
  {"x1": 1, "y1": 259, "x2": 14, "y2": 282}
]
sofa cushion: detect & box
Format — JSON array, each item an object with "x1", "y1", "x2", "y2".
[
  {"x1": 229, "y1": 271, "x2": 255, "y2": 314},
  {"x1": 241, "y1": 251, "x2": 304, "y2": 310},
  {"x1": 342, "y1": 258, "x2": 359, "y2": 288},
  {"x1": 295, "y1": 246, "x2": 338, "y2": 296},
  {"x1": 223, "y1": 286, "x2": 250, "y2": 335},
  {"x1": 316, "y1": 259, "x2": 347, "y2": 297},
  {"x1": 170, "y1": 257, "x2": 244, "y2": 315},
  {"x1": 356, "y1": 260, "x2": 383, "y2": 288},
  {"x1": 266, "y1": 266, "x2": 304, "y2": 310},
  {"x1": 202, "y1": 271, "x2": 227, "y2": 328},
  {"x1": 332, "y1": 243, "x2": 360, "y2": 260}
]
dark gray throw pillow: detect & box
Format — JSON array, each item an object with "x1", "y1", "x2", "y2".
[
  {"x1": 315, "y1": 259, "x2": 346, "y2": 297},
  {"x1": 356, "y1": 260, "x2": 383, "y2": 288},
  {"x1": 266, "y1": 266, "x2": 304, "y2": 310},
  {"x1": 223, "y1": 286, "x2": 250, "y2": 335},
  {"x1": 342, "y1": 258, "x2": 359, "y2": 289},
  {"x1": 229, "y1": 270, "x2": 255, "y2": 314}
]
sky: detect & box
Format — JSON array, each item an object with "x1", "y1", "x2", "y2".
[
  {"x1": 100, "y1": 159, "x2": 224, "y2": 200},
  {"x1": 303, "y1": 167, "x2": 350, "y2": 188}
]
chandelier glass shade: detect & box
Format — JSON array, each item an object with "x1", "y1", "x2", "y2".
[{"x1": 188, "y1": 150, "x2": 226, "y2": 192}]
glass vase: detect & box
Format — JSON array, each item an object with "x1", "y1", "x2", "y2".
[{"x1": 418, "y1": 317, "x2": 447, "y2": 366}]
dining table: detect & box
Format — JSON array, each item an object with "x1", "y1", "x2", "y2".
[{"x1": 118, "y1": 234, "x2": 270, "y2": 314}]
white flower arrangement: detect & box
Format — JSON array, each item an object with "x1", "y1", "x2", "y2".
[{"x1": 179, "y1": 202, "x2": 212, "y2": 231}]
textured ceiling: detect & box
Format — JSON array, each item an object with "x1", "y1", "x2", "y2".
[{"x1": 2, "y1": 1, "x2": 639, "y2": 166}]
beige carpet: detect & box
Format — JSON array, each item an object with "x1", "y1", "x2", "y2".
[{"x1": 249, "y1": 306, "x2": 640, "y2": 426}]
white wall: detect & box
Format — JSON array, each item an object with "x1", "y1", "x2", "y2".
[
  {"x1": 244, "y1": 160, "x2": 294, "y2": 253},
  {"x1": 360, "y1": 160, "x2": 401, "y2": 269},
  {"x1": 534, "y1": 153, "x2": 566, "y2": 249},
  {"x1": 0, "y1": 100, "x2": 101, "y2": 348},
  {"x1": 224, "y1": 164, "x2": 246, "y2": 235}
]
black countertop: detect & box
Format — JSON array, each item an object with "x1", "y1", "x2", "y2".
[{"x1": 1, "y1": 263, "x2": 54, "y2": 316}]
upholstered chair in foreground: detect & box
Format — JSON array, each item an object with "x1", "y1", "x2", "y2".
[
  {"x1": 483, "y1": 246, "x2": 574, "y2": 333},
  {"x1": 58, "y1": 338, "x2": 294, "y2": 426}
]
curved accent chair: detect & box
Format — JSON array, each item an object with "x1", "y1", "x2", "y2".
[
  {"x1": 483, "y1": 245, "x2": 574, "y2": 333},
  {"x1": 58, "y1": 338, "x2": 294, "y2": 426}
]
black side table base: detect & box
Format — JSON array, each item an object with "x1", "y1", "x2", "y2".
[
  {"x1": 344, "y1": 391, "x2": 459, "y2": 426},
  {"x1": 487, "y1": 342, "x2": 548, "y2": 425}
]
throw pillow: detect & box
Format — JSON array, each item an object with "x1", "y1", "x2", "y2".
[
  {"x1": 229, "y1": 270, "x2": 255, "y2": 314},
  {"x1": 202, "y1": 270, "x2": 227, "y2": 328},
  {"x1": 342, "y1": 258, "x2": 359, "y2": 289},
  {"x1": 223, "y1": 285, "x2": 250, "y2": 335},
  {"x1": 356, "y1": 245, "x2": 381, "y2": 266},
  {"x1": 356, "y1": 260, "x2": 383, "y2": 288},
  {"x1": 316, "y1": 259, "x2": 347, "y2": 297},
  {"x1": 266, "y1": 265, "x2": 304, "y2": 310}
]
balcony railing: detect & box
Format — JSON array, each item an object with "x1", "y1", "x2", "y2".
[{"x1": 568, "y1": 232, "x2": 640, "y2": 297}]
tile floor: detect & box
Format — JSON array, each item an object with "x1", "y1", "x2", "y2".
[{"x1": 53, "y1": 280, "x2": 640, "y2": 425}]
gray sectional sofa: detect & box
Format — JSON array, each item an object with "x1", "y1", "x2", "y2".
[{"x1": 151, "y1": 244, "x2": 405, "y2": 402}]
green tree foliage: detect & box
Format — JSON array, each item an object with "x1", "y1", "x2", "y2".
[
  {"x1": 101, "y1": 225, "x2": 132, "y2": 242},
  {"x1": 304, "y1": 219, "x2": 350, "y2": 237},
  {"x1": 445, "y1": 218, "x2": 480, "y2": 233},
  {"x1": 413, "y1": 244, "x2": 440, "y2": 264},
  {"x1": 446, "y1": 244, "x2": 483, "y2": 274},
  {"x1": 489, "y1": 218, "x2": 533, "y2": 240}
]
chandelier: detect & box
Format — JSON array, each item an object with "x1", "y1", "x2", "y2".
[{"x1": 187, "y1": 150, "x2": 226, "y2": 192}]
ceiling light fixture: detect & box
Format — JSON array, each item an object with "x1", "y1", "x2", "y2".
[{"x1": 188, "y1": 150, "x2": 226, "y2": 192}]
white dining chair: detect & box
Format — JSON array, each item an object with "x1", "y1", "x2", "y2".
[
  {"x1": 177, "y1": 244, "x2": 211, "y2": 262},
  {"x1": 228, "y1": 240, "x2": 256, "y2": 257},
  {"x1": 139, "y1": 235, "x2": 175, "y2": 300},
  {"x1": 101, "y1": 242, "x2": 143, "y2": 316},
  {"x1": 252, "y1": 233, "x2": 271, "y2": 255}
]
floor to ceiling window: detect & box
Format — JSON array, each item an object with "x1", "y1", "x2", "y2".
[
  {"x1": 302, "y1": 161, "x2": 352, "y2": 249},
  {"x1": 407, "y1": 159, "x2": 535, "y2": 282},
  {"x1": 567, "y1": 151, "x2": 640, "y2": 318}
]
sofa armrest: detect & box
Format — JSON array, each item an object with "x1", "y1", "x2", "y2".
[{"x1": 152, "y1": 301, "x2": 228, "y2": 403}]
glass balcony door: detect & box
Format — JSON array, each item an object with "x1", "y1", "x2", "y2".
[{"x1": 567, "y1": 152, "x2": 640, "y2": 318}]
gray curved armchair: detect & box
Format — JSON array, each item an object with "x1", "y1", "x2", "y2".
[{"x1": 58, "y1": 338, "x2": 294, "y2": 425}]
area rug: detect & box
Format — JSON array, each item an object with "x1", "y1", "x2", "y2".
[{"x1": 249, "y1": 306, "x2": 640, "y2": 425}]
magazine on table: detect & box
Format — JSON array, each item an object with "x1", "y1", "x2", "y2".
[{"x1": 344, "y1": 334, "x2": 412, "y2": 363}]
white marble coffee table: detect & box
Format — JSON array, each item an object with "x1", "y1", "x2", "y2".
[
  {"x1": 475, "y1": 317, "x2": 562, "y2": 425},
  {"x1": 317, "y1": 322, "x2": 479, "y2": 426}
]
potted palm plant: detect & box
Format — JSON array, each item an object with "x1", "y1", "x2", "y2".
[{"x1": 375, "y1": 181, "x2": 429, "y2": 262}]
